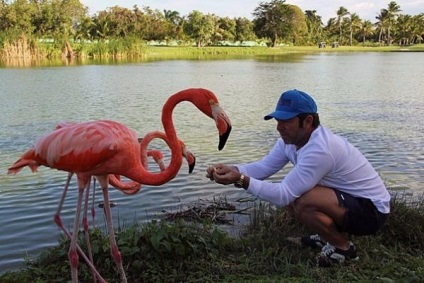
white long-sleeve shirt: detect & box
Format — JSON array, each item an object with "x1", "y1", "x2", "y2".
[{"x1": 237, "y1": 125, "x2": 390, "y2": 214}]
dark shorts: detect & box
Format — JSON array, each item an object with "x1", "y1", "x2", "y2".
[{"x1": 333, "y1": 189, "x2": 389, "y2": 236}]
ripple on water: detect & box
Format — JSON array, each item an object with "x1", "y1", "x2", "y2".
[{"x1": 1, "y1": 54, "x2": 424, "y2": 273}]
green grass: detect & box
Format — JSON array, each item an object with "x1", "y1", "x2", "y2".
[
  {"x1": 2, "y1": 42, "x2": 423, "y2": 67},
  {"x1": 122, "y1": 44, "x2": 424, "y2": 59},
  {"x1": 1, "y1": 192, "x2": 423, "y2": 282}
]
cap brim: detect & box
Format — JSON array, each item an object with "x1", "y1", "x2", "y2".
[{"x1": 264, "y1": 111, "x2": 298, "y2": 120}]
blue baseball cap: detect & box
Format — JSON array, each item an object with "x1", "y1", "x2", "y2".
[{"x1": 264, "y1": 89, "x2": 317, "y2": 120}]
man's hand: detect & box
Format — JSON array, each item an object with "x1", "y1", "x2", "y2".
[
  {"x1": 206, "y1": 164, "x2": 240, "y2": 185},
  {"x1": 206, "y1": 165, "x2": 216, "y2": 180}
]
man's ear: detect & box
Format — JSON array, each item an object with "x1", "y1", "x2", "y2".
[{"x1": 304, "y1": 114, "x2": 314, "y2": 127}]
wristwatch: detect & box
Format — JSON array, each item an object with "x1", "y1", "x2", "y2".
[{"x1": 234, "y1": 174, "x2": 245, "y2": 189}]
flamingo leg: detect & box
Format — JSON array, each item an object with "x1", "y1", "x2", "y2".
[
  {"x1": 53, "y1": 173, "x2": 73, "y2": 230},
  {"x1": 91, "y1": 178, "x2": 97, "y2": 229},
  {"x1": 82, "y1": 179, "x2": 96, "y2": 283},
  {"x1": 100, "y1": 179, "x2": 128, "y2": 283},
  {"x1": 69, "y1": 184, "x2": 85, "y2": 283},
  {"x1": 53, "y1": 173, "x2": 106, "y2": 283}
]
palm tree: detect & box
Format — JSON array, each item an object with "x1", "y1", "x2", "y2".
[
  {"x1": 163, "y1": 9, "x2": 183, "y2": 41},
  {"x1": 163, "y1": 9, "x2": 180, "y2": 25},
  {"x1": 336, "y1": 6, "x2": 349, "y2": 44},
  {"x1": 396, "y1": 14, "x2": 412, "y2": 45},
  {"x1": 360, "y1": 20, "x2": 374, "y2": 45},
  {"x1": 324, "y1": 17, "x2": 339, "y2": 43},
  {"x1": 305, "y1": 10, "x2": 324, "y2": 44},
  {"x1": 382, "y1": 1, "x2": 402, "y2": 45},
  {"x1": 347, "y1": 13, "x2": 361, "y2": 46},
  {"x1": 409, "y1": 14, "x2": 424, "y2": 44},
  {"x1": 375, "y1": 9, "x2": 388, "y2": 45}
]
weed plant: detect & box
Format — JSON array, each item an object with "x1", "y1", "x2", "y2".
[{"x1": 0, "y1": 193, "x2": 423, "y2": 283}]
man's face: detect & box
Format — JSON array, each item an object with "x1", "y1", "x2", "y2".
[{"x1": 276, "y1": 116, "x2": 307, "y2": 147}]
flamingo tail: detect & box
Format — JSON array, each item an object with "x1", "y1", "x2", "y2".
[{"x1": 7, "y1": 149, "x2": 40, "y2": 175}]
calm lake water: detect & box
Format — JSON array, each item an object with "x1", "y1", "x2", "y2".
[{"x1": 1, "y1": 52, "x2": 423, "y2": 272}]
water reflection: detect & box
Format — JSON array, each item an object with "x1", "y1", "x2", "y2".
[{"x1": 0, "y1": 57, "x2": 74, "y2": 68}]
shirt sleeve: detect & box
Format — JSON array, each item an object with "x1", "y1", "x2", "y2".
[
  {"x1": 245, "y1": 143, "x2": 335, "y2": 207},
  {"x1": 236, "y1": 139, "x2": 289, "y2": 180}
]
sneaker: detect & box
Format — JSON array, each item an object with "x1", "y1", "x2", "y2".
[
  {"x1": 317, "y1": 242, "x2": 359, "y2": 267},
  {"x1": 301, "y1": 234, "x2": 326, "y2": 249}
]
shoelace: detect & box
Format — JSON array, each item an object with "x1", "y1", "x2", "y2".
[
  {"x1": 320, "y1": 243, "x2": 336, "y2": 257},
  {"x1": 310, "y1": 234, "x2": 322, "y2": 241}
]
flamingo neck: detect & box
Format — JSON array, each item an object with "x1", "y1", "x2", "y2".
[{"x1": 128, "y1": 92, "x2": 190, "y2": 186}]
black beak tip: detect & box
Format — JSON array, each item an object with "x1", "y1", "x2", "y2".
[
  {"x1": 188, "y1": 157, "x2": 196, "y2": 174},
  {"x1": 218, "y1": 125, "x2": 232, "y2": 151}
]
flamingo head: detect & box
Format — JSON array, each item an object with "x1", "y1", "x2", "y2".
[
  {"x1": 180, "y1": 141, "x2": 196, "y2": 174},
  {"x1": 191, "y1": 89, "x2": 232, "y2": 151},
  {"x1": 148, "y1": 150, "x2": 166, "y2": 171},
  {"x1": 165, "y1": 88, "x2": 232, "y2": 150}
]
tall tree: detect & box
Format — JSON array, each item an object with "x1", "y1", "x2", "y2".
[
  {"x1": 305, "y1": 10, "x2": 324, "y2": 44},
  {"x1": 253, "y1": 0, "x2": 294, "y2": 47},
  {"x1": 359, "y1": 20, "x2": 374, "y2": 45},
  {"x1": 1, "y1": 0, "x2": 35, "y2": 36},
  {"x1": 375, "y1": 9, "x2": 388, "y2": 45},
  {"x1": 214, "y1": 16, "x2": 236, "y2": 43},
  {"x1": 91, "y1": 11, "x2": 110, "y2": 40},
  {"x1": 324, "y1": 17, "x2": 339, "y2": 42},
  {"x1": 184, "y1": 10, "x2": 215, "y2": 47},
  {"x1": 286, "y1": 4, "x2": 307, "y2": 45},
  {"x1": 409, "y1": 13, "x2": 424, "y2": 44},
  {"x1": 347, "y1": 13, "x2": 361, "y2": 46},
  {"x1": 336, "y1": 6, "x2": 349, "y2": 44},
  {"x1": 234, "y1": 17, "x2": 256, "y2": 43},
  {"x1": 382, "y1": 1, "x2": 402, "y2": 45},
  {"x1": 163, "y1": 9, "x2": 184, "y2": 40},
  {"x1": 395, "y1": 14, "x2": 412, "y2": 45},
  {"x1": 104, "y1": 6, "x2": 136, "y2": 38}
]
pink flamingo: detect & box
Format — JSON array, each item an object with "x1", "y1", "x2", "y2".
[
  {"x1": 7, "y1": 88, "x2": 232, "y2": 283},
  {"x1": 52, "y1": 134, "x2": 196, "y2": 283},
  {"x1": 54, "y1": 123, "x2": 197, "y2": 283}
]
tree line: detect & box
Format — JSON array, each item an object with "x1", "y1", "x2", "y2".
[{"x1": 0, "y1": 0, "x2": 423, "y2": 58}]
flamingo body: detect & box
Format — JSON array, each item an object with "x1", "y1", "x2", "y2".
[{"x1": 8, "y1": 120, "x2": 142, "y2": 178}]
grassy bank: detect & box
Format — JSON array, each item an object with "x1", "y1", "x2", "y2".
[
  {"x1": 94, "y1": 44, "x2": 424, "y2": 59},
  {"x1": 0, "y1": 193, "x2": 423, "y2": 282},
  {"x1": 3, "y1": 39, "x2": 424, "y2": 60},
  {"x1": 2, "y1": 41, "x2": 423, "y2": 67},
  {"x1": 3, "y1": 44, "x2": 423, "y2": 68}
]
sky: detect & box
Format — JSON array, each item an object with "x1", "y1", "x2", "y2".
[{"x1": 82, "y1": 0, "x2": 424, "y2": 23}]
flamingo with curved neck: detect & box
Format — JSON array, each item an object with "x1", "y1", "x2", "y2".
[
  {"x1": 135, "y1": 88, "x2": 232, "y2": 185},
  {"x1": 7, "y1": 88, "x2": 232, "y2": 283}
]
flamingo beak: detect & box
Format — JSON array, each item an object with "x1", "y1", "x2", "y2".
[
  {"x1": 219, "y1": 123, "x2": 232, "y2": 151},
  {"x1": 212, "y1": 105, "x2": 232, "y2": 151},
  {"x1": 182, "y1": 146, "x2": 196, "y2": 174},
  {"x1": 188, "y1": 155, "x2": 196, "y2": 174}
]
